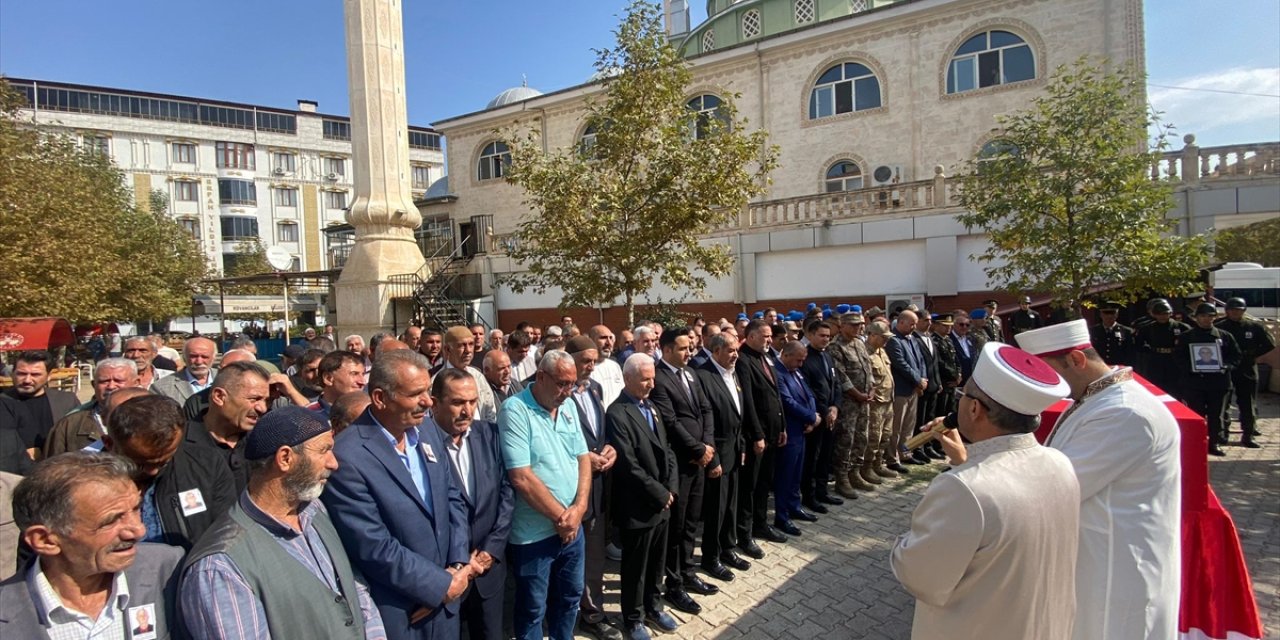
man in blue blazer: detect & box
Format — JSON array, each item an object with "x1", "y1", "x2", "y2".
[
  {"x1": 323, "y1": 350, "x2": 472, "y2": 640},
  {"x1": 884, "y1": 310, "x2": 927, "y2": 473},
  {"x1": 430, "y1": 369, "x2": 514, "y2": 640},
  {"x1": 773, "y1": 341, "x2": 820, "y2": 536}
]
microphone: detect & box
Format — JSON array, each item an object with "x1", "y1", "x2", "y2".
[{"x1": 906, "y1": 413, "x2": 957, "y2": 450}]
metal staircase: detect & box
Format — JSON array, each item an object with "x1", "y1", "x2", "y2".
[{"x1": 388, "y1": 236, "x2": 491, "y2": 332}]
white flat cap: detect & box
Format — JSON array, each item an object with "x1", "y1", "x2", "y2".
[
  {"x1": 1015, "y1": 319, "x2": 1092, "y2": 358},
  {"x1": 972, "y1": 343, "x2": 1070, "y2": 416}
]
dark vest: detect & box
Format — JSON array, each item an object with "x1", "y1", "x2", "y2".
[{"x1": 183, "y1": 501, "x2": 364, "y2": 639}]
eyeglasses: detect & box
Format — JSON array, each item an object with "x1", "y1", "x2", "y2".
[
  {"x1": 955, "y1": 322, "x2": 970, "y2": 327},
  {"x1": 954, "y1": 387, "x2": 989, "y2": 410}
]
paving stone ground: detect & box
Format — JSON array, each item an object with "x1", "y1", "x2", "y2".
[{"x1": 567, "y1": 391, "x2": 1279, "y2": 640}]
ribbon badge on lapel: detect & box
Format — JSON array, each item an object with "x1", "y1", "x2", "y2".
[{"x1": 421, "y1": 442, "x2": 438, "y2": 463}]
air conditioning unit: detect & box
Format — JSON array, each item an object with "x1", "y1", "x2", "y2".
[
  {"x1": 325, "y1": 172, "x2": 338, "y2": 181},
  {"x1": 272, "y1": 167, "x2": 286, "y2": 176},
  {"x1": 871, "y1": 164, "x2": 903, "y2": 186}
]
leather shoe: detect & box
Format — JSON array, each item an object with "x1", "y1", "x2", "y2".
[
  {"x1": 1241, "y1": 441, "x2": 1261, "y2": 449},
  {"x1": 817, "y1": 492, "x2": 844, "y2": 505},
  {"x1": 720, "y1": 551, "x2": 751, "y2": 570},
  {"x1": 753, "y1": 526, "x2": 788, "y2": 543},
  {"x1": 790, "y1": 509, "x2": 818, "y2": 522},
  {"x1": 801, "y1": 499, "x2": 828, "y2": 515},
  {"x1": 911, "y1": 450, "x2": 932, "y2": 464},
  {"x1": 737, "y1": 540, "x2": 765, "y2": 559},
  {"x1": 683, "y1": 575, "x2": 719, "y2": 595},
  {"x1": 579, "y1": 616, "x2": 623, "y2": 640},
  {"x1": 925, "y1": 445, "x2": 946, "y2": 460},
  {"x1": 774, "y1": 519, "x2": 802, "y2": 536},
  {"x1": 645, "y1": 610, "x2": 679, "y2": 633},
  {"x1": 700, "y1": 561, "x2": 734, "y2": 582},
  {"x1": 1209, "y1": 445, "x2": 1227, "y2": 457},
  {"x1": 626, "y1": 621, "x2": 653, "y2": 640},
  {"x1": 887, "y1": 462, "x2": 910, "y2": 474},
  {"x1": 663, "y1": 588, "x2": 701, "y2": 614}
]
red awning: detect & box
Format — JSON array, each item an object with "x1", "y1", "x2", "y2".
[
  {"x1": 75, "y1": 322, "x2": 120, "y2": 338},
  {"x1": 0, "y1": 317, "x2": 77, "y2": 351}
]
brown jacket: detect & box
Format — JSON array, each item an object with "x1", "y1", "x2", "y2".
[{"x1": 41, "y1": 402, "x2": 101, "y2": 458}]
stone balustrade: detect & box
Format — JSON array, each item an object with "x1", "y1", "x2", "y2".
[{"x1": 1152, "y1": 135, "x2": 1280, "y2": 183}]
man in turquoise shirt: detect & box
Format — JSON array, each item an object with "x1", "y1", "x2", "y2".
[{"x1": 499, "y1": 350, "x2": 592, "y2": 640}]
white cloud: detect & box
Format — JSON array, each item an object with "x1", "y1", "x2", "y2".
[{"x1": 1148, "y1": 67, "x2": 1280, "y2": 142}]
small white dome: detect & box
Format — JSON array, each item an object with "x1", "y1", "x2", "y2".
[
  {"x1": 423, "y1": 176, "x2": 451, "y2": 200},
  {"x1": 486, "y1": 85, "x2": 543, "y2": 109},
  {"x1": 588, "y1": 66, "x2": 623, "y2": 83}
]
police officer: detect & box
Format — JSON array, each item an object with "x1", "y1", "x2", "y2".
[
  {"x1": 1216, "y1": 297, "x2": 1275, "y2": 448},
  {"x1": 1177, "y1": 303, "x2": 1241, "y2": 456},
  {"x1": 1008, "y1": 296, "x2": 1042, "y2": 337},
  {"x1": 1135, "y1": 298, "x2": 1189, "y2": 395},
  {"x1": 1089, "y1": 301, "x2": 1136, "y2": 366}
]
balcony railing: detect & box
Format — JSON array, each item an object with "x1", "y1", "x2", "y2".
[{"x1": 1151, "y1": 136, "x2": 1279, "y2": 183}]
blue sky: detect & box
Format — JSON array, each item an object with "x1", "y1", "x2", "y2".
[{"x1": 1, "y1": 0, "x2": 1276, "y2": 146}]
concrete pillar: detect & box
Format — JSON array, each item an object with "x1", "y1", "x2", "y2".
[{"x1": 335, "y1": 0, "x2": 426, "y2": 338}]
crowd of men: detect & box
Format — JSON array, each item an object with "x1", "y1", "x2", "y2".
[{"x1": 0, "y1": 295, "x2": 1272, "y2": 640}]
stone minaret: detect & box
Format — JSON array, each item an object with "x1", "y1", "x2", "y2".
[
  {"x1": 336, "y1": 0, "x2": 426, "y2": 337},
  {"x1": 664, "y1": 0, "x2": 690, "y2": 37}
]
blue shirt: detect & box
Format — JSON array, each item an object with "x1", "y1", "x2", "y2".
[
  {"x1": 498, "y1": 386, "x2": 588, "y2": 545},
  {"x1": 372, "y1": 415, "x2": 432, "y2": 513},
  {"x1": 140, "y1": 483, "x2": 164, "y2": 542}
]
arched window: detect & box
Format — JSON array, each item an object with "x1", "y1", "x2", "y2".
[
  {"x1": 946, "y1": 30, "x2": 1035, "y2": 94},
  {"x1": 477, "y1": 141, "x2": 510, "y2": 181},
  {"x1": 976, "y1": 139, "x2": 1020, "y2": 173},
  {"x1": 809, "y1": 63, "x2": 881, "y2": 119},
  {"x1": 742, "y1": 9, "x2": 761, "y2": 39},
  {"x1": 825, "y1": 161, "x2": 864, "y2": 192},
  {"x1": 795, "y1": 0, "x2": 815, "y2": 24},
  {"x1": 687, "y1": 94, "x2": 728, "y2": 140},
  {"x1": 702, "y1": 29, "x2": 715, "y2": 53},
  {"x1": 579, "y1": 122, "x2": 599, "y2": 155}
]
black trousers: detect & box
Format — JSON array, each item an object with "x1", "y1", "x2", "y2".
[
  {"x1": 620, "y1": 521, "x2": 668, "y2": 625},
  {"x1": 1184, "y1": 383, "x2": 1230, "y2": 446},
  {"x1": 736, "y1": 445, "x2": 776, "y2": 540},
  {"x1": 579, "y1": 516, "x2": 607, "y2": 621},
  {"x1": 459, "y1": 566, "x2": 506, "y2": 640},
  {"x1": 1224, "y1": 369, "x2": 1259, "y2": 438},
  {"x1": 665, "y1": 464, "x2": 704, "y2": 588},
  {"x1": 915, "y1": 392, "x2": 940, "y2": 437},
  {"x1": 701, "y1": 465, "x2": 739, "y2": 563},
  {"x1": 800, "y1": 427, "x2": 833, "y2": 502}
]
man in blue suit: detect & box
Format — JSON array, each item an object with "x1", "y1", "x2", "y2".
[
  {"x1": 431, "y1": 369, "x2": 514, "y2": 640},
  {"x1": 884, "y1": 310, "x2": 927, "y2": 473},
  {"x1": 323, "y1": 350, "x2": 473, "y2": 640},
  {"x1": 773, "y1": 341, "x2": 820, "y2": 536}
]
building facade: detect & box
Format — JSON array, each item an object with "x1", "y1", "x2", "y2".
[
  {"x1": 9, "y1": 78, "x2": 444, "y2": 276},
  {"x1": 421, "y1": 0, "x2": 1152, "y2": 328}
]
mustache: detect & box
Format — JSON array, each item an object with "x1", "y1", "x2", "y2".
[{"x1": 109, "y1": 541, "x2": 136, "y2": 552}]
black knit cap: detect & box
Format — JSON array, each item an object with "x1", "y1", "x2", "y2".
[{"x1": 244, "y1": 406, "x2": 332, "y2": 460}]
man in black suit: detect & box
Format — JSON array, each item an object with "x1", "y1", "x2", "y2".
[
  {"x1": 734, "y1": 320, "x2": 787, "y2": 555},
  {"x1": 431, "y1": 369, "x2": 514, "y2": 640},
  {"x1": 3, "y1": 351, "x2": 79, "y2": 457},
  {"x1": 694, "y1": 332, "x2": 750, "y2": 580},
  {"x1": 648, "y1": 327, "x2": 717, "y2": 615},
  {"x1": 798, "y1": 320, "x2": 842, "y2": 514},
  {"x1": 565, "y1": 337, "x2": 622, "y2": 640},
  {"x1": 910, "y1": 313, "x2": 942, "y2": 464},
  {"x1": 689, "y1": 324, "x2": 719, "y2": 370},
  {"x1": 606, "y1": 354, "x2": 680, "y2": 640}
]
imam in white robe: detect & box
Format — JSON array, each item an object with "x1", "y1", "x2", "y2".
[
  {"x1": 891, "y1": 432, "x2": 1080, "y2": 640},
  {"x1": 1047, "y1": 374, "x2": 1181, "y2": 640}
]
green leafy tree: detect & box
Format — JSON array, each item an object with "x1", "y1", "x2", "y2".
[
  {"x1": 1214, "y1": 218, "x2": 1280, "y2": 266},
  {"x1": 0, "y1": 79, "x2": 208, "y2": 322},
  {"x1": 956, "y1": 59, "x2": 1209, "y2": 317},
  {"x1": 502, "y1": 1, "x2": 778, "y2": 326}
]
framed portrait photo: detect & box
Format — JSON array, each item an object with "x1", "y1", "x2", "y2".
[{"x1": 1190, "y1": 342, "x2": 1223, "y2": 373}]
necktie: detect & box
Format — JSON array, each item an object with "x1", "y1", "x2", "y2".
[
  {"x1": 761, "y1": 357, "x2": 775, "y2": 384},
  {"x1": 639, "y1": 401, "x2": 655, "y2": 433}
]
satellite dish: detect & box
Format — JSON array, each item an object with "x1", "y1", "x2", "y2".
[{"x1": 265, "y1": 246, "x2": 293, "y2": 271}]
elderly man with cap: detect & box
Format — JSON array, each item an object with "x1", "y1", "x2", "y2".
[
  {"x1": 181, "y1": 406, "x2": 385, "y2": 639},
  {"x1": 1216, "y1": 297, "x2": 1274, "y2": 448},
  {"x1": 1175, "y1": 303, "x2": 1241, "y2": 456},
  {"x1": 891, "y1": 342, "x2": 1079, "y2": 640},
  {"x1": 1017, "y1": 319, "x2": 1182, "y2": 640},
  {"x1": 442, "y1": 326, "x2": 499, "y2": 423},
  {"x1": 1089, "y1": 302, "x2": 1137, "y2": 367},
  {"x1": 1133, "y1": 298, "x2": 1189, "y2": 396}
]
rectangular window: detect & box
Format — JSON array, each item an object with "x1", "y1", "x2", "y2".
[
  {"x1": 324, "y1": 190, "x2": 348, "y2": 210},
  {"x1": 854, "y1": 77, "x2": 880, "y2": 111},
  {"x1": 977, "y1": 51, "x2": 1001, "y2": 88},
  {"x1": 178, "y1": 218, "x2": 200, "y2": 238},
  {"x1": 218, "y1": 179, "x2": 257, "y2": 205},
  {"x1": 83, "y1": 135, "x2": 110, "y2": 157},
  {"x1": 271, "y1": 152, "x2": 296, "y2": 173},
  {"x1": 215, "y1": 142, "x2": 255, "y2": 170},
  {"x1": 950, "y1": 58, "x2": 976, "y2": 93},
  {"x1": 322, "y1": 120, "x2": 351, "y2": 141},
  {"x1": 324, "y1": 157, "x2": 346, "y2": 177},
  {"x1": 412, "y1": 165, "x2": 431, "y2": 189},
  {"x1": 220, "y1": 216, "x2": 259, "y2": 240},
  {"x1": 813, "y1": 86, "x2": 833, "y2": 118},
  {"x1": 277, "y1": 222, "x2": 299, "y2": 243},
  {"x1": 175, "y1": 181, "x2": 199, "y2": 202},
  {"x1": 172, "y1": 143, "x2": 196, "y2": 164},
  {"x1": 408, "y1": 130, "x2": 441, "y2": 150},
  {"x1": 273, "y1": 187, "x2": 298, "y2": 207},
  {"x1": 834, "y1": 82, "x2": 853, "y2": 114}
]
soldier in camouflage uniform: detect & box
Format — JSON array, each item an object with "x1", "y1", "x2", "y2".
[
  {"x1": 864, "y1": 320, "x2": 900, "y2": 480},
  {"x1": 828, "y1": 313, "x2": 875, "y2": 497}
]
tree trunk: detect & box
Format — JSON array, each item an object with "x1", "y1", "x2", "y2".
[{"x1": 625, "y1": 290, "x2": 635, "y2": 329}]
